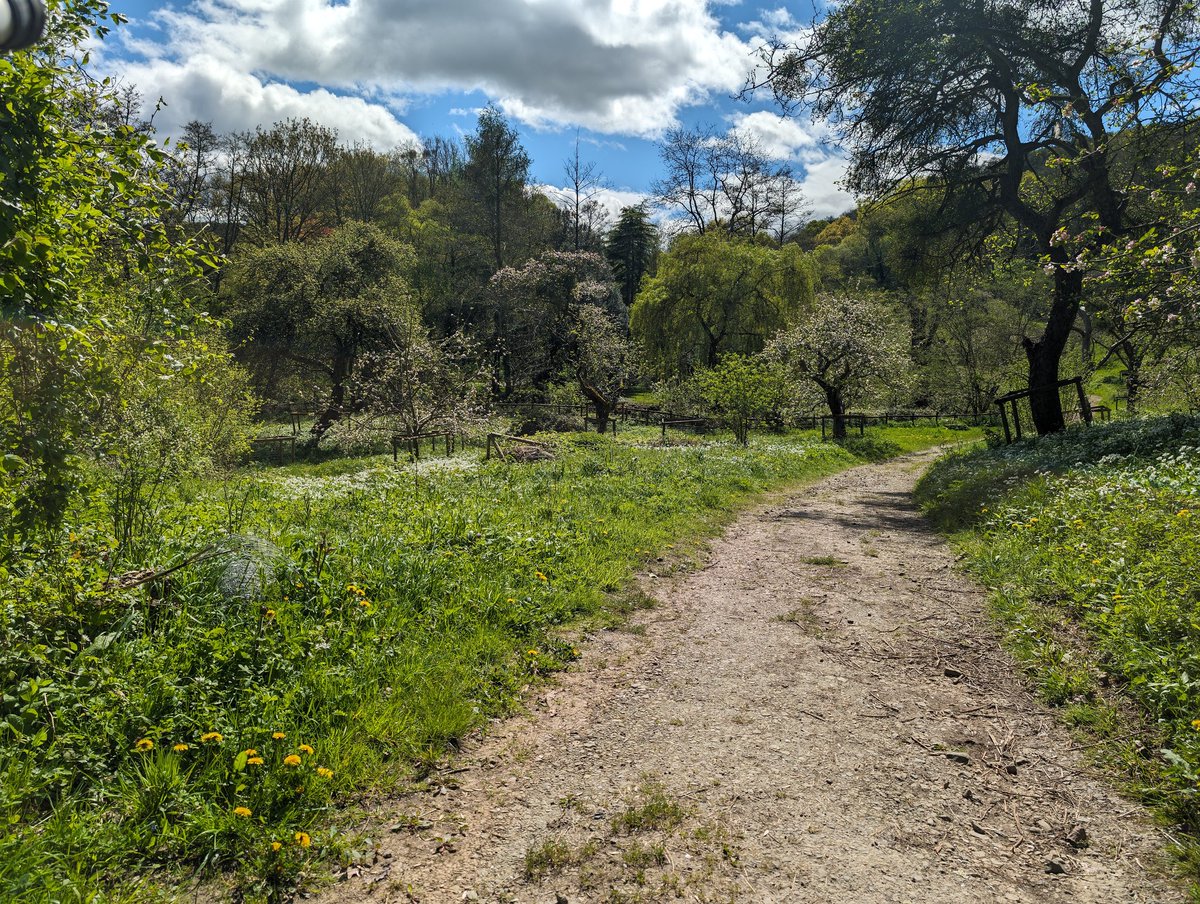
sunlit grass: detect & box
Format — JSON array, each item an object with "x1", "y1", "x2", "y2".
[{"x1": 0, "y1": 425, "x2": 968, "y2": 901}]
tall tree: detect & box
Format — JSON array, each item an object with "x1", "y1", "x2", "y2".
[
  {"x1": 753, "y1": 0, "x2": 1200, "y2": 434},
  {"x1": 165, "y1": 120, "x2": 220, "y2": 225},
  {"x1": 239, "y1": 117, "x2": 338, "y2": 244},
  {"x1": 631, "y1": 232, "x2": 815, "y2": 377},
  {"x1": 464, "y1": 107, "x2": 531, "y2": 270},
  {"x1": 330, "y1": 143, "x2": 402, "y2": 225},
  {"x1": 653, "y1": 125, "x2": 804, "y2": 237},
  {"x1": 556, "y1": 136, "x2": 609, "y2": 251},
  {"x1": 605, "y1": 205, "x2": 659, "y2": 309}
]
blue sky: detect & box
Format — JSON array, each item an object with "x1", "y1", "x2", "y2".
[{"x1": 103, "y1": 0, "x2": 851, "y2": 217}]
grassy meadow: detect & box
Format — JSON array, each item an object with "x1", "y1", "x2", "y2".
[
  {"x1": 918, "y1": 415, "x2": 1200, "y2": 876},
  {"x1": 1, "y1": 424, "x2": 970, "y2": 902}
]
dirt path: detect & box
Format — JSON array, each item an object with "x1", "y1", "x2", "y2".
[{"x1": 317, "y1": 449, "x2": 1182, "y2": 904}]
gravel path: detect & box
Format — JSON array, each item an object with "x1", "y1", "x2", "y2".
[{"x1": 316, "y1": 449, "x2": 1182, "y2": 904}]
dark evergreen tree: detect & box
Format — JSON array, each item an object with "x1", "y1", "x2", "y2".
[{"x1": 605, "y1": 205, "x2": 659, "y2": 309}]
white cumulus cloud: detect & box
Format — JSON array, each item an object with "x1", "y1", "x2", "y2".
[{"x1": 113, "y1": 0, "x2": 763, "y2": 143}]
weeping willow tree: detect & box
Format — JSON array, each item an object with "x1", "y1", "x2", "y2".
[{"x1": 631, "y1": 232, "x2": 814, "y2": 379}]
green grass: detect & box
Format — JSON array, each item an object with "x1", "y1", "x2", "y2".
[
  {"x1": 0, "y1": 425, "x2": 970, "y2": 902},
  {"x1": 917, "y1": 414, "x2": 1200, "y2": 879},
  {"x1": 611, "y1": 780, "x2": 689, "y2": 835}
]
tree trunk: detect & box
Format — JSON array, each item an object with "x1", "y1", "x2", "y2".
[
  {"x1": 579, "y1": 379, "x2": 614, "y2": 434},
  {"x1": 1121, "y1": 339, "x2": 1143, "y2": 417},
  {"x1": 823, "y1": 385, "x2": 847, "y2": 441},
  {"x1": 1023, "y1": 267, "x2": 1082, "y2": 435},
  {"x1": 313, "y1": 354, "x2": 349, "y2": 441}
]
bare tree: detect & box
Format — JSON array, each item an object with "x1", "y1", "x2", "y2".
[
  {"x1": 165, "y1": 120, "x2": 219, "y2": 224},
  {"x1": 554, "y1": 135, "x2": 610, "y2": 251},
  {"x1": 653, "y1": 125, "x2": 805, "y2": 238},
  {"x1": 240, "y1": 118, "x2": 338, "y2": 244},
  {"x1": 330, "y1": 143, "x2": 402, "y2": 224}
]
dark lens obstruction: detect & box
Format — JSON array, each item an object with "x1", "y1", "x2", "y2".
[{"x1": 1, "y1": 0, "x2": 47, "y2": 52}]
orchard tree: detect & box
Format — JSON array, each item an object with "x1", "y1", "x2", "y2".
[
  {"x1": 1081, "y1": 133, "x2": 1200, "y2": 413},
  {"x1": 767, "y1": 294, "x2": 910, "y2": 439},
  {"x1": 605, "y1": 205, "x2": 659, "y2": 308},
  {"x1": 753, "y1": 0, "x2": 1200, "y2": 434},
  {"x1": 631, "y1": 232, "x2": 814, "y2": 378},
  {"x1": 569, "y1": 304, "x2": 635, "y2": 433},
  {"x1": 224, "y1": 222, "x2": 414, "y2": 437},
  {"x1": 485, "y1": 250, "x2": 622, "y2": 397},
  {"x1": 355, "y1": 308, "x2": 487, "y2": 440}
]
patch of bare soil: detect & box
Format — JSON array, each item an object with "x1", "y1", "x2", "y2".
[{"x1": 312, "y1": 449, "x2": 1183, "y2": 904}]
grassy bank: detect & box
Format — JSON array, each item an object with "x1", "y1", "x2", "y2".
[
  {"x1": 917, "y1": 414, "x2": 1200, "y2": 878},
  {"x1": 1, "y1": 426, "x2": 969, "y2": 902}
]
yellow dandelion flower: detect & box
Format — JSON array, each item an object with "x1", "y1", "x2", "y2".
[
  {"x1": 284, "y1": 754, "x2": 302, "y2": 767},
  {"x1": 527, "y1": 649, "x2": 539, "y2": 656},
  {"x1": 233, "y1": 806, "x2": 252, "y2": 818},
  {"x1": 272, "y1": 731, "x2": 286, "y2": 740},
  {"x1": 135, "y1": 738, "x2": 154, "y2": 752},
  {"x1": 295, "y1": 832, "x2": 311, "y2": 848},
  {"x1": 298, "y1": 744, "x2": 314, "y2": 755},
  {"x1": 1192, "y1": 718, "x2": 1200, "y2": 731},
  {"x1": 535, "y1": 571, "x2": 548, "y2": 582},
  {"x1": 359, "y1": 599, "x2": 371, "y2": 608},
  {"x1": 316, "y1": 767, "x2": 333, "y2": 778},
  {"x1": 265, "y1": 609, "x2": 276, "y2": 620},
  {"x1": 243, "y1": 748, "x2": 258, "y2": 757},
  {"x1": 173, "y1": 743, "x2": 189, "y2": 752},
  {"x1": 201, "y1": 732, "x2": 223, "y2": 743},
  {"x1": 1179, "y1": 510, "x2": 1192, "y2": 518},
  {"x1": 271, "y1": 841, "x2": 282, "y2": 852},
  {"x1": 247, "y1": 756, "x2": 264, "y2": 766}
]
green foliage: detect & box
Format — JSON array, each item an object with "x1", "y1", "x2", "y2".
[
  {"x1": 464, "y1": 106, "x2": 532, "y2": 270},
  {"x1": 5, "y1": 427, "x2": 918, "y2": 901},
  {"x1": 611, "y1": 780, "x2": 688, "y2": 834},
  {"x1": 916, "y1": 414, "x2": 1200, "y2": 531},
  {"x1": 631, "y1": 233, "x2": 814, "y2": 378},
  {"x1": 0, "y1": 0, "x2": 217, "y2": 533},
  {"x1": 605, "y1": 205, "x2": 659, "y2": 309},
  {"x1": 224, "y1": 221, "x2": 415, "y2": 430},
  {"x1": 694, "y1": 356, "x2": 789, "y2": 446},
  {"x1": 918, "y1": 416, "x2": 1200, "y2": 847},
  {"x1": 760, "y1": 0, "x2": 1200, "y2": 434}
]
